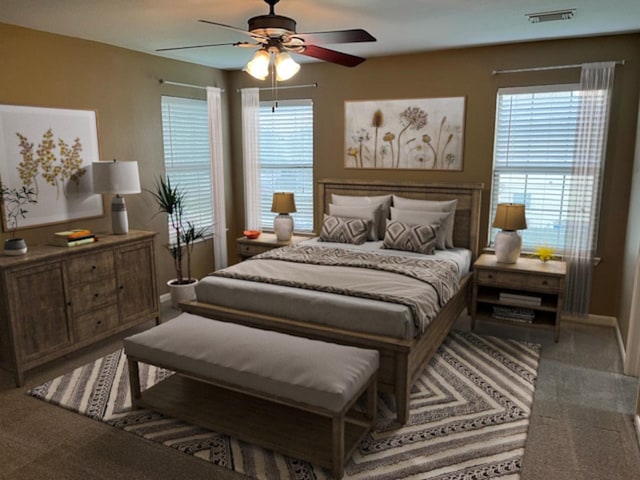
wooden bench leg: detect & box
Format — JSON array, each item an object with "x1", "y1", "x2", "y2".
[
  {"x1": 127, "y1": 358, "x2": 141, "y2": 409},
  {"x1": 366, "y1": 378, "x2": 378, "y2": 424},
  {"x1": 331, "y1": 415, "x2": 345, "y2": 479}
]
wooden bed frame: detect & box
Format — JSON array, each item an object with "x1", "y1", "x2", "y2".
[{"x1": 182, "y1": 178, "x2": 483, "y2": 424}]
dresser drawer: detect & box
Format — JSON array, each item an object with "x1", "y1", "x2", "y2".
[
  {"x1": 73, "y1": 304, "x2": 119, "y2": 341},
  {"x1": 69, "y1": 278, "x2": 117, "y2": 315},
  {"x1": 67, "y1": 250, "x2": 115, "y2": 284},
  {"x1": 477, "y1": 269, "x2": 560, "y2": 293}
]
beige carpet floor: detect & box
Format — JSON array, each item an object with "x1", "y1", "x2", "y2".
[{"x1": 1, "y1": 305, "x2": 639, "y2": 479}]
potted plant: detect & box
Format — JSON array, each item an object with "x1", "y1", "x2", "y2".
[
  {"x1": 0, "y1": 183, "x2": 37, "y2": 256},
  {"x1": 150, "y1": 176, "x2": 206, "y2": 308}
]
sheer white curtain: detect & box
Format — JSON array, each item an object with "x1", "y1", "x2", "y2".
[
  {"x1": 241, "y1": 88, "x2": 261, "y2": 231},
  {"x1": 206, "y1": 86, "x2": 228, "y2": 270},
  {"x1": 564, "y1": 62, "x2": 615, "y2": 317}
]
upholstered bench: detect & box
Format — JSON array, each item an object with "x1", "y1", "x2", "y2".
[{"x1": 123, "y1": 312, "x2": 379, "y2": 479}]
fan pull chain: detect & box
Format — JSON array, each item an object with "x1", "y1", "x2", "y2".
[{"x1": 270, "y1": 60, "x2": 279, "y2": 112}]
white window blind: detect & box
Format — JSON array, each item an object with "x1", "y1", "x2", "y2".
[
  {"x1": 259, "y1": 99, "x2": 314, "y2": 232},
  {"x1": 490, "y1": 84, "x2": 609, "y2": 252},
  {"x1": 161, "y1": 96, "x2": 213, "y2": 243}
]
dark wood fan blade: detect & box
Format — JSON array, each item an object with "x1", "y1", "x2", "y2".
[
  {"x1": 298, "y1": 44, "x2": 366, "y2": 67},
  {"x1": 198, "y1": 19, "x2": 267, "y2": 40},
  {"x1": 294, "y1": 29, "x2": 376, "y2": 45},
  {"x1": 156, "y1": 42, "x2": 244, "y2": 52}
]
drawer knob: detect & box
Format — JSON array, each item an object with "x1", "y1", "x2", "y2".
[
  {"x1": 97, "y1": 320, "x2": 102, "y2": 325},
  {"x1": 487, "y1": 274, "x2": 493, "y2": 279},
  {"x1": 94, "y1": 293, "x2": 100, "y2": 299},
  {"x1": 542, "y1": 280, "x2": 548, "y2": 285},
  {"x1": 91, "y1": 265, "x2": 97, "y2": 270}
]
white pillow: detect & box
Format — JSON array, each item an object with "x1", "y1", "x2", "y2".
[
  {"x1": 392, "y1": 196, "x2": 458, "y2": 248},
  {"x1": 328, "y1": 203, "x2": 382, "y2": 241},
  {"x1": 390, "y1": 207, "x2": 453, "y2": 250},
  {"x1": 331, "y1": 194, "x2": 392, "y2": 240}
]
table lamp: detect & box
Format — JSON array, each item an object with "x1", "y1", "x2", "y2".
[
  {"x1": 493, "y1": 203, "x2": 527, "y2": 263},
  {"x1": 271, "y1": 192, "x2": 296, "y2": 241},
  {"x1": 92, "y1": 160, "x2": 141, "y2": 234}
]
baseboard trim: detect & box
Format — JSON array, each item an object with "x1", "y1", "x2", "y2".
[
  {"x1": 562, "y1": 313, "x2": 617, "y2": 327},
  {"x1": 635, "y1": 415, "x2": 640, "y2": 449},
  {"x1": 159, "y1": 293, "x2": 171, "y2": 305},
  {"x1": 615, "y1": 322, "x2": 627, "y2": 368}
]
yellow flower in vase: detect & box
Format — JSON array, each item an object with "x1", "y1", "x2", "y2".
[{"x1": 535, "y1": 245, "x2": 555, "y2": 262}]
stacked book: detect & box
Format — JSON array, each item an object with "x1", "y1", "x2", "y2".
[
  {"x1": 499, "y1": 292, "x2": 542, "y2": 306},
  {"x1": 51, "y1": 229, "x2": 97, "y2": 247},
  {"x1": 492, "y1": 305, "x2": 535, "y2": 323}
]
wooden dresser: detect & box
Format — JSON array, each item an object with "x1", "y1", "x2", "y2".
[{"x1": 0, "y1": 230, "x2": 159, "y2": 386}]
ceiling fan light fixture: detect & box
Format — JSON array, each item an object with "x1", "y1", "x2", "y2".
[
  {"x1": 244, "y1": 49, "x2": 271, "y2": 80},
  {"x1": 275, "y1": 51, "x2": 300, "y2": 81}
]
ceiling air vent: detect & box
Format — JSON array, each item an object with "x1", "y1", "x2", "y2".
[{"x1": 526, "y1": 9, "x2": 576, "y2": 23}]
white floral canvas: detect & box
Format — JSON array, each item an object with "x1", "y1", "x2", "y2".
[{"x1": 345, "y1": 97, "x2": 465, "y2": 170}]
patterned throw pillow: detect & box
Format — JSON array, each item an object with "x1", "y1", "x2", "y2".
[
  {"x1": 390, "y1": 207, "x2": 450, "y2": 250},
  {"x1": 318, "y1": 214, "x2": 370, "y2": 245},
  {"x1": 382, "y1": 220, "x2": 438, "y2": 254}
]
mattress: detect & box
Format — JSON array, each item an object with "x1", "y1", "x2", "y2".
[{"x1": 195, "y1": 241, "x2": 472, "y2": 340}]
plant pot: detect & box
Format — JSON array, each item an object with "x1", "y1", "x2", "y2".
[
  {"x1": 167, "y1": 278, "x2": 199, "y2": 309},
  {"x1": 4, "y1": 238, "x2": 27, "y2": 256}
]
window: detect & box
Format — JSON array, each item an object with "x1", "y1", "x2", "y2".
[
  {"x1": 490, "y1": 84, "x2": 609, "y2": 252},
  {"x1": 161, "y1": 96, "x2": 213, "y2": 243},
  {"x1": 259, "y1": 99, "x2": 313, "y2": 232}
]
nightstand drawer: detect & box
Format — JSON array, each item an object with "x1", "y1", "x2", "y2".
[
  {"x1": 477, "y1": 269, "x2": 560, "y2": 292},
  {"x1": 238, "y1": 243, "x2": 272, "y2": 258}
]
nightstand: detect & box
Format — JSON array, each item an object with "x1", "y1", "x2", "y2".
[
  {"x1": 237, "y1": 233, "x2": 310, "y2": 260},
  {"x1": 471, "y1": 254, "x2": 566, "y2": 342}
]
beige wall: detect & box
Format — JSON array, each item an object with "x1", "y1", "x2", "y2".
[
  {"x1": 3, "y1": 22, "x2": 639, "y2": 338},
  {"x1": 228, "y1": 34, "x2": 640, "y2": 334},
  {"x1": 0, "y1": 23, "x2": 230, "y2": 294}
]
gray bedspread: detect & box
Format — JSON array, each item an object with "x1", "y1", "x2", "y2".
[{"x1": 209, "y1": 244, "x2": 460, "y2": 335}]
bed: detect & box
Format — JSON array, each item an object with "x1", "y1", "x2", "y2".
[{"x1": 181, "y1": 178, "x2": 483, "y2": 424}]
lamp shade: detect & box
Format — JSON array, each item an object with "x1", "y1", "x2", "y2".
[
  {"x1": 492, "y1": 203, "x2": 527, "y2": 231},
  {"x1": 271, "y1": 192, "x2": 296, "y2": 214},
  {"x1": 92, "y1": 160, "x2": 141, "y2": 194},
  {"x1": 244, "y1": 49, "x2": 271, "y2": 80},
  {"x1": 275, "y1": 51, "x2": 300, "y2": 81}
]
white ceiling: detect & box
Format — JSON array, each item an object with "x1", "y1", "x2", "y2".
[{"x1": 1, "y1": 0, "x2": 639, "y2": 70}]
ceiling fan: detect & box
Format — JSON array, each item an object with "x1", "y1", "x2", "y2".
[{"x1": 157, "y1": 0, "x2": 376, "y2": 80}]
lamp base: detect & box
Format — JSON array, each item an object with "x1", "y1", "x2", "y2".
[
  {"x1": 495, "y1": 230, "x2": 522, "y2": 263},
  {"x1": 111, "y1": 195, "x2": 129, "y2": 235},
  {"x1": 274, "y1": 213, "x2": 294, "y2": 242}
]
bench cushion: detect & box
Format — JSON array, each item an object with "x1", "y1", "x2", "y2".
[{"x1": 123, "y1": 313, "x2": 379, "y2": 413}]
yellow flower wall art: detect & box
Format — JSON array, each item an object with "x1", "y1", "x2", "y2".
[
  {"x1": 16, "y1": 128, "x2": 86, "y2": 200},
  {"x1": 0, "y1": 104, "x2": 103, "y2": 231},
  {"x1": 345, "y1": 97, "x2": 465, "y2": 170}
]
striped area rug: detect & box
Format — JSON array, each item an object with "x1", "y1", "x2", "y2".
[{"x1": 29, "y1": 330, "x2": 541, "y2": 479}]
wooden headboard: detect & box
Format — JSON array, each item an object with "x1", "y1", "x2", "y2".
[{"x1": 316, "y1": 178, "x2": 484, "y2": 260}]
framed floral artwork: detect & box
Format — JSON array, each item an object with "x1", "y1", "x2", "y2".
[
  {"x1": 0, "y1": 104, "x2": 104, "y2": 230},
  {"x1": 345, "y1": 97, "x2": 465, "y2": 170}
]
